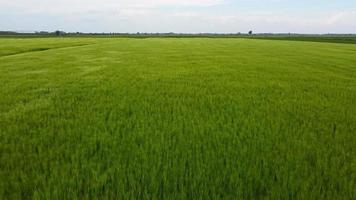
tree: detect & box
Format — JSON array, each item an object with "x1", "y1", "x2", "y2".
[
  {"x1": 54, "y1": 30, "x2": 66, "y2": 36},
  {"x1": 55, "y1": 30, "x2": 61, "y2": 36}
]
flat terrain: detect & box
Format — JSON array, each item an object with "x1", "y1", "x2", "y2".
[
  {"x1": 248, "y1": 35, "x2": 356, "y2": 44},
  {"x1": 1, "y1": 38, "x2": 356, "y2": 199}
]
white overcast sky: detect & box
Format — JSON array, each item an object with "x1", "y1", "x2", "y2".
[{"x1": 0, "y1": 0, "x2": 355, "y2": 33}]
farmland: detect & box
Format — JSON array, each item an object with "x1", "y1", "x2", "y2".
[{"x1": 1, "y1": 37, "x2": 356, "y2": 199}]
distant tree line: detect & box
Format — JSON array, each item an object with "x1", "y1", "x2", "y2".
[
  {"x1": 1, "y1": 30, "x2": 356, "y2": 39},
  {"x1": 0, "y1": 30, "x2": 257, "y2": 37}
]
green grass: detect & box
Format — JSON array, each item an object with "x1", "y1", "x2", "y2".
[
  {"x1": 2, "y1": 34, "x2": 356, "y2": 45},
  {"x1": 1, "y1": 38, "x2": 356, "y2": 199},
  {"x1": 247, "y1": 35, "x2": 356, "y2": 44}
]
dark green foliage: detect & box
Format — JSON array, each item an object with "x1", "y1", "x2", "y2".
[
  {"x1": 248, "y1": 35, "x2": 356, "y2": 44},
  {"x1": 1, "y1": 33, "x2": 356, "y2": 45}
]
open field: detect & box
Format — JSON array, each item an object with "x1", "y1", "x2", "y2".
[
  {"x1": 2, "y1": 33, "x2": 356, "y2": 44},
  {"x1": 1, "y1": 38, "x2": 356, "y2": 199},
  {"x1": 248, "y1": 35, "x2": 356, "y2": 45}
]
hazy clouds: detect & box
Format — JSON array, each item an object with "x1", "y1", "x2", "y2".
[{"x1": 0, "y1": 0, "x2": 355, "y2": 33}]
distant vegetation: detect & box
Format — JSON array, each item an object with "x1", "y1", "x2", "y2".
[
  {"x1": 248, "y1": 34, "x2": 356, "y2": 44},
  {"x1": 1, "y1": 30, "x2": 356, "y2": 44}
]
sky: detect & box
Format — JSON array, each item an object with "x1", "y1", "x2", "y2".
[{"x1": 0, "y1": 0, "x2": 356, "y2": 33}]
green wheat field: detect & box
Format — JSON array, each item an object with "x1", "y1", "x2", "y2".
[{"x1": 1, "y1": 37, "x2": 356, "y2": 199}]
